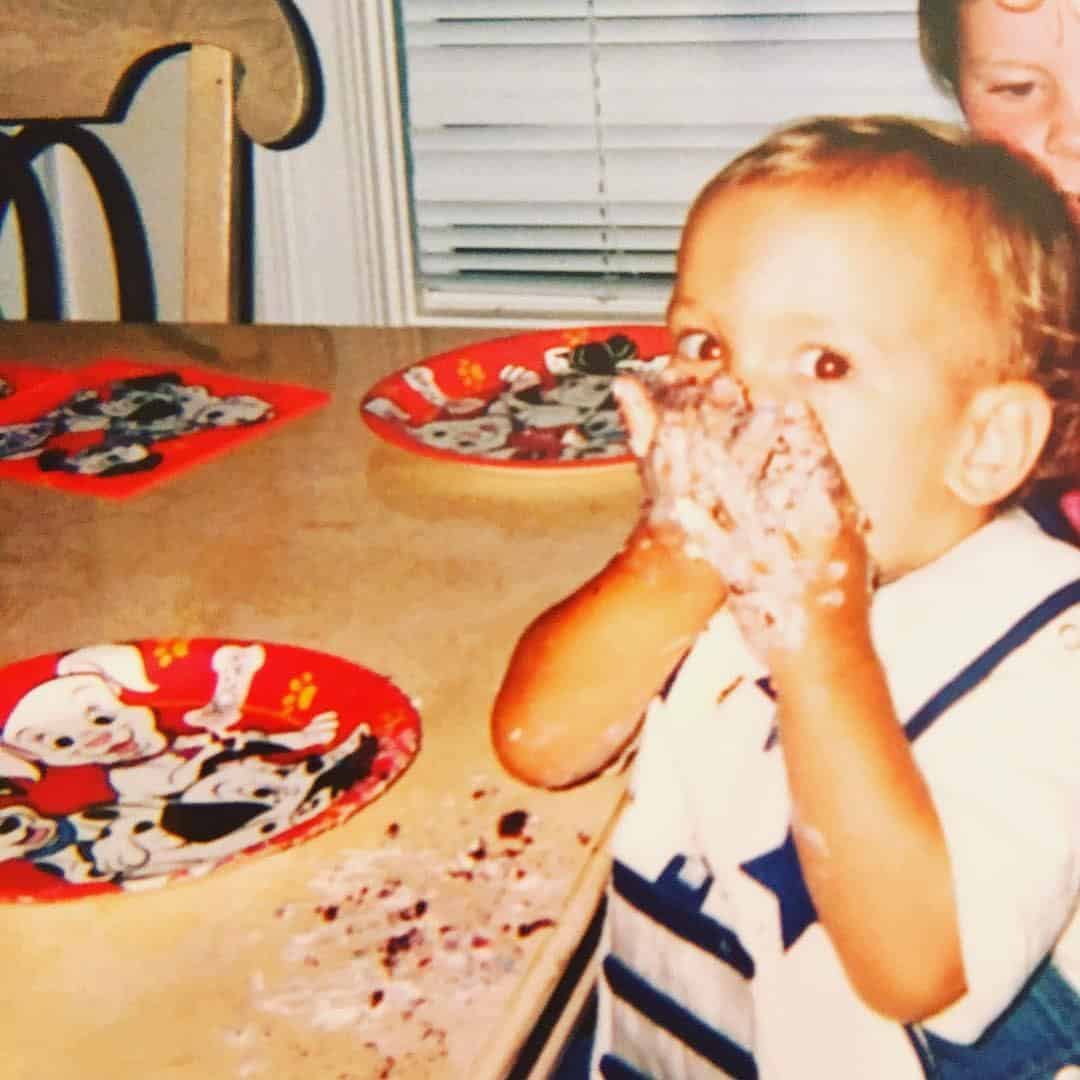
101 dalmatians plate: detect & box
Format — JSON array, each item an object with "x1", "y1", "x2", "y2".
[
  {"x1": 360, "y1": 325, "x2": 672, "y2": 469},
  {"x1": 0, "y1": 639, "x2": 420, "y2": 901}
]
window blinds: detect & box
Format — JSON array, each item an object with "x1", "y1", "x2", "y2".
[{"x1": 395, "y1": 1, "x2": 961, "y2": 321}]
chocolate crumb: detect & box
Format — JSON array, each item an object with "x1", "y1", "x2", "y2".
[
  {"x1": 386, "y1": 822, "x2": 400, "y2": 838},
  {"x1": 381, "y1": 927, "x2": 421, "y2": 970},
  {"x1": 321, "y1": 905, "x2": 339, "y2": 922},
  {"x1": 370, "y1": 990, "x2": 384, "y2": 1007},
  {"x1": 517, "y1": 918, "x2": 555, "y2": 938},
  {"x1": 399, "y1": 900, "x2": 428, "y2": 920},
  {"x1": 497, "y1": 810, "x2": 528, "y2": 837}
]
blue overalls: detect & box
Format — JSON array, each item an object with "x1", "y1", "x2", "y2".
[{"x1": 902, "y1": 576, "x2": 1080, "y2": 1078}]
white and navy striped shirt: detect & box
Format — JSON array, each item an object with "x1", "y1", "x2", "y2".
[{"x1": 594, "y1": 509, "x2": 1080, "y2": 1079}]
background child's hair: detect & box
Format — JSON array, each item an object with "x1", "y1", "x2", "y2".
[
  {"x1": 687, "y1": 113, "x2": 1080, "y2": 495},
  {"x1": 917, "y1": 0, "x2": 966, "y2": 99}
]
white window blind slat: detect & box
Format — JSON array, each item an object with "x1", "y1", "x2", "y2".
[
  {"x1": 422, "y1": 225, "x2": 679, "y2": 252},
  {"x1": 411, "y1": 125, "x2": 763, "y2": 153},
  {"x1": 407, "y1": 14, "x2": 921, "y2": 47},
  {"x1": 406, "y1": 1, "x2": 919, "y2": 19},
  {"x1": 421, "y1": 250, "x2": 674, "y2": 275},
  {"x1": 420, "y1": 202, "x2": 686, "y2": 228},
  {"x1": 413, "y1": 149, "x2": 776, "y2": 205},
  {"x1": 396, "y1": 2, "x2": 961, "y2": 321}
]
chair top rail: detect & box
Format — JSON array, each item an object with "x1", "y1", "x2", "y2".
[{"x1": 0, "y1": 0, "x2": 310, "y2": 146}]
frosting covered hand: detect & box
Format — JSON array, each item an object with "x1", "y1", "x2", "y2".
[{"x1": 615, "y1": 367, "x2": 872, "y2": 657}]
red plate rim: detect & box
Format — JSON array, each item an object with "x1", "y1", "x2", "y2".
[{"x1": 360, "y1": 324, "x2": 672, "y2": 471}]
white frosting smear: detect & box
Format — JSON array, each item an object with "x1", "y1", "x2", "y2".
[{"x1": 630, "y1": 371, "x2": 870, "y2": 655}]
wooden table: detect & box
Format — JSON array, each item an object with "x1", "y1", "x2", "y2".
[{"x1": 0, "y1": 322, "x2": 639, "y2": 1079}]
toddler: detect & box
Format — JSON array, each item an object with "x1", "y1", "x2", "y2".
[{"x1": 493, "y1": 116, "x2": 1080, "y2": 1078}]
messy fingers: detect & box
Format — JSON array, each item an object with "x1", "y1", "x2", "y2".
[{"x1": 613, "y1": 375, "x2": 658, "y2": 458}]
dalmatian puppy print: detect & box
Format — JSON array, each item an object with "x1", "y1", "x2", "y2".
[
  {"x1": 0, "y1": 639, "x2": 420, "y2": 900},
  {"x1": 0, "y1": 359, "x2": 329, "y2": 497},
  {"x1": 0, "y1": 370, "x2": 275, "y2": 477},
  {"x1": 361, "y1": 326, "x2": 672, "y2": 466}
]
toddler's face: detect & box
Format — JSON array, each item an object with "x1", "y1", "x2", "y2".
[
  {"x1": 666, "y1": 181, "x2": 1003, "y2": 580},
  {"x1": 957, "y1": 0, "x2": 1080, "y2": 223}
]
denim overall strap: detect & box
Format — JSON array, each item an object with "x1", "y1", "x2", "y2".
[
  {"x1": 902, "y1": 578, "x2": 1080, "y2": 1079},
  {"x1": 903, "y1": 579, "x2": 1080, "y2": 742}
]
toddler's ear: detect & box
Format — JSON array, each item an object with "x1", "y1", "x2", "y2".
[{"x1": 946, "y1": 380, "x2": 1052, "y2": 507}]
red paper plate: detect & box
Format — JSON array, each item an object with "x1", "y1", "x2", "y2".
[
  {"x1": 360, "y1": 325, "x2": 672, "y2": 469},
  {"x1": 0, "y1": 638, "x2": 420, "y2": 901},
  {"x1": 0, "y1": 357, "x2": 329, "y2": 499},
  {"x1": 0, "y1": 362, "x2": 65, "y2": 401}
]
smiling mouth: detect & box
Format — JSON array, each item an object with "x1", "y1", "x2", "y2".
[
  {"x1": 106, "y1": 736, "x2": 142, "y2": 758},
  {"x1": 23, "y1": 823, "x2": 53, "y2": 849}
]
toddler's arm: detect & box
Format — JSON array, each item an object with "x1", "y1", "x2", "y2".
[
  {"x1": 492, "y1": 361, "x2": 731, "y2": 788},
  {"x1": 769, "y1": 597, "x2": 966, "y2": 1022},
  {"x1": 491, "y1": 521, "x2": 726, "y2": 789}
]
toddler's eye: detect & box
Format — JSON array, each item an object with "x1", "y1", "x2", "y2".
[
  {"x1": 796, "y1": 347, "x2": 850, "y2": 380},
  {"x1": 675, "y1": 330, "x2": 724, "y2": 362}
]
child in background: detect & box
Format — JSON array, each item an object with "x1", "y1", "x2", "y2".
[
  {"x1": 492, "y1": 116, "x2": 1080, "y2": 1078},
  {"x1": 919, "y1": 0, "x2": 1080, "y2": 539}
]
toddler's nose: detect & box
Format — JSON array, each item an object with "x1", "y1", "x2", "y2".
[
  {"x1": 728, "y1": 356, "x2": 792, "y2": 403},
  {"x1": 664, "y1": 351, "x2": 791, "y2": 403}
]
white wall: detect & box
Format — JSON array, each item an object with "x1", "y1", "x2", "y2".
[
  {"x1": 0, "y1": 53, "x2": 186, "y2": 321},
  {"x1": 253, "y1": 0, "x2": 413, "y2": 326}
]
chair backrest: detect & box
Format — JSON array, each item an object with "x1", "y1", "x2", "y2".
[{"x1": 0, "y1": 1, "x2": 313, "y2": 322}]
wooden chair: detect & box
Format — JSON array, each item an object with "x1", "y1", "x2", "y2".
[{"x1": 0, "y1": 1, "x2": 314, "y2": 322}]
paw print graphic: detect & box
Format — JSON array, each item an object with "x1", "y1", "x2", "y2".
[
  {"x1": 457, "y1": 357, "x2": 486, "y2": 391},
  {"x1": 282, "y1": 671, "x2": 319, "y2": 716},
  {"x1": 153, "y1": 639, "x2": 190, "y2": 668}
]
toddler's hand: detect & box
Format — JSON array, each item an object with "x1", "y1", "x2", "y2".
[{"x1": 617, "y1": 368, "x2": 873, "y2": 658}]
